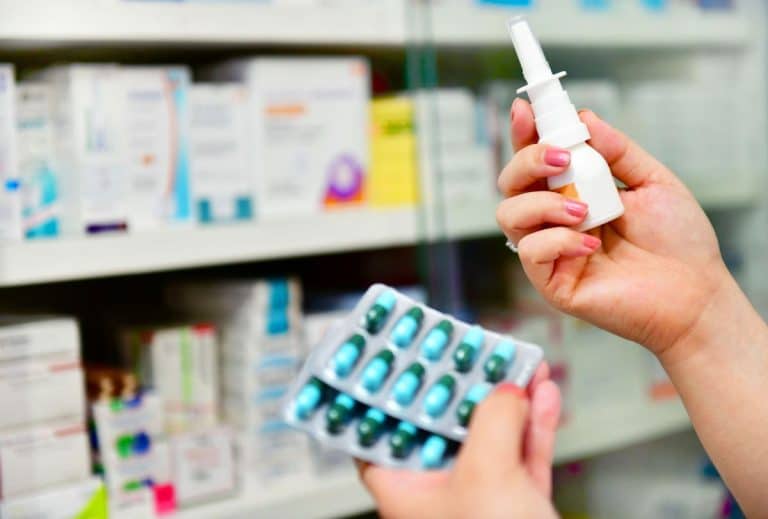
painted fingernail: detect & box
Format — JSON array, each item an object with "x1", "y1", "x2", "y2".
[
  {"x1": 544, "y1": 148, "x2": 571, "y2": 167},
  {"x1": 565, "y1": 200, "x2": 588, "y2": 217},
  {"x1": 496, "y1": 383, "x2": 526, "y2": 399},
  {"x1": 583, "y1": 234, "x2": 601, "y2": 249}
]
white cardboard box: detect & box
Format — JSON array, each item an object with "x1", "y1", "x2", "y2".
[
  {"x1": 0, "y1": 477, "x2": 106, "y2": 519},
  {"x1": 0, "y1": 419, "x2": 90, "y2": 499},
  {"x1": 0, "y1": 317, "x2": 80, "y2": 363},
  {"x1": 215, "y1": 58, "x2": 370, "y2": 218}
]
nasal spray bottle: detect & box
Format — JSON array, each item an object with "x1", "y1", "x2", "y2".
[{"x1": 509, "y1": 17, "x2": 624, "y2": 231}]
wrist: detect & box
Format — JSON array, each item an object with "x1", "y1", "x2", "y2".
[{"x1": 657, "y1": 270, "x2": 768, "y2": 370}]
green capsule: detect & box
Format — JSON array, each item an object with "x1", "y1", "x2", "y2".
[
  {"x1": 362, "y1": 290, "x2": 397, "y2": 334},
  {"x1": 390, "y1": 421, "x2": 418, "y2": 459},
  {"x1": 483, "y1": 340, "x2": 517, "y2": 383},
  {"x1": 357, "y1": 408, "x2": 387, "y2": 447},
  {"x1": 453, "y1": 326, "x2": 485, "y2": 373},
  {"x1": 456, "y1": 383, "x2": 492, "y2": 427},
  {"x1": 326, "y1": 393, "x2": 356, "y2": 434}
]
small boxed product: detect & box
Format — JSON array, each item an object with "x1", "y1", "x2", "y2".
[
  {"x1": 118, "y1": 66, "x2": 193, "y2": 231},
  {"x1": 170, "y1": 426, "x2": 236, "y2": 506},
  {"x1": 16, "y1": 83, "x2": 60, "y2": 239},
  {"x1": 0, "y1": 317, "x2": 80, "y2": 363},
  {"x1": 0, "y1": 477, "x2": 107, "y2": 519},
  {"x1": 121, "y1": 324, "x2": 218, "y2": 433},
  {"x1": 189, "y1": 84, "x2": 253, "y2": 224},
  {"x1": 41, "y1": 64, "x2": 127, "y2": 235},
  {"x1": 0, "y1": 419, "x2": 90, "y2": 499},
  {"x1": 214, "y1": 58, "x2": 370, "y2": 218},
  {"x1": 0, "y1": 355, "x2": 85, "y2": 430}
]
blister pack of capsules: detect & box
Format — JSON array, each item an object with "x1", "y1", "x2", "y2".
[{"x1": 283, "y1": 284, "x2": 544, "y2": 470}]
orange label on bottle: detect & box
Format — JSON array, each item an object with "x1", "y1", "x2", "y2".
[{"x1": 554, "y1": 183, "x2": 580, "y2": 201}]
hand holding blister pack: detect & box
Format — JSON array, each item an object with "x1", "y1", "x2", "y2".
[
  {"x1": 283, "y1": 285, "x2": 543, "y2": 470},
  {"x1": 509, "y1": 17, "x2": 624, "y2": 231}
]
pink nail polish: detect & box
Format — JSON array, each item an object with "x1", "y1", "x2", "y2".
[
  {"x1": 565, "y1": 200, "x2": 587, "y2": 217},
  {"x1": 583, "y1": 234, "x2": 601, "y2": 249},
  {"x1": 544, "y1": 148, "x2": 571, "y2": 167}
]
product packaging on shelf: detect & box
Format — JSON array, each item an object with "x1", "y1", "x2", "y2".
[
  {"x1": 0, "y1": 418, "x2": 91, "y2": 499},
  {"x1": 369, "y1": 97, "x2": 419, "y2": 208},
  {"x1": 0, "y1": 476, "x2": 107, "y2": 519},
  {"x1": 170, "y1": 426, "x2": 236, "y2": 506},
  {"x1": 213, "y1": 57, "x2": 370, "y2": 218},
  {"x1": 40, "y1": 64, "x2": 127, "y2": 235},
  {"x1": 0, "y1": 65, "x2": 22, "y2": 242},
  {"x1": 118, "y1": 66, "x2": 193, "y2": 231},
  {"x1": 189, "y1": 83, "x2": 254, "y2": 224},
  {"x1": 91, "y1": 390, "x2": 176, "y2": 514},
  {"x1": 16, "y1": 83, "x2": 60, "y2": 239},
  {"x1": 120, "y1": 324, "x2": 219, "y2": 434},
  {"x1": 415, "y1": 88, "x2": 497, "y2": 236}
]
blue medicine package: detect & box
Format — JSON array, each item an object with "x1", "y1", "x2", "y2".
[{"x1": 283, "y1": 284, "x2": 544, "y2": 470}]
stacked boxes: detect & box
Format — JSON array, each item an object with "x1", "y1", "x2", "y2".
[
  {"x1": 0, "y1": 318, "x2": 95, "y2": 505},
  {"x1": 167, "y1": 278, "x2": 314, "y2": 483},
  {"x1": 121, "y1": 324, "x2": 219, "y2": 434}
]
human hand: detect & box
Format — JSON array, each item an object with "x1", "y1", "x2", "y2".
[
  {"x1": 359, "y1": 364, "x2": 561, "y2": 519},
  {"x1": 496, "y1": 99, "x2": 731, "y2": 359}
]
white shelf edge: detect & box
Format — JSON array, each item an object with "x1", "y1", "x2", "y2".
[
  {"x1": 0, "y1": 208, "x2": 422, "y2": 287},
  {"x1": 176, "y1": 398, "x2": 690, "y2": 519},
  {"x1": 423, "y1": 6, "x2": 752, "y2": 48}
]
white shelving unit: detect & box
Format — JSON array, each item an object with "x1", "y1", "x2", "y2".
[
  {"x1": 0, "y1": 209, "x2": 422, "y2": 286},
  {"x1": 421, "y1": 5, "x2": 751, "y2": 47},
  {"x1": 176, "y1": 398, "x2": 690, "y2": 519},
  {"x1": 0, "y1": 0, "x2": 407, "y2": 46}
]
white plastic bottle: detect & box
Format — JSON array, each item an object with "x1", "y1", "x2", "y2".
[{"x1": 508, "y1": 17, "x2": 624, "y2": 231}]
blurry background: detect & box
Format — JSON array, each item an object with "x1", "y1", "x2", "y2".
[{"x1": 0, "y1": 0, "x2": 762, "y2": 517}]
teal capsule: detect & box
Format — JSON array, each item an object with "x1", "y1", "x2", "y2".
[
  {"x1": 456, "y1": 383, "x2": 492, "y2": 426},
  {"x1": 390, "y1": 307, "x2": 424, "y2": 348},
  {"x1": 326, "y1": 393, "x2": 356, "y2": 434},
  {"x1": 391, "y1": 362, "x2": 426, "y2": 406},
  {"x1": 484, "y1": 340, "x2": 517, "y2": 383},
  {"x1": 331, "y1": 334, "x2": 366, "y2": 378},
  {"x1": 420, "y1": 320, "x2": 454, "y2": 361},
  {"x1": 390, "y1": 421, "x2": 418, "y2": 459},
  {"x1": 423, "y1": 375, "x2": 456, "y2": 418},
  {"x1": 362, "y1": 290, "x2": 397, "y2": 334},
  {"x1": 357, "y1": 408, "x2": 387, "y2": 447},
  {"x1": 361, "y1": 350, "x2": 395, "y2": 393},
  {"x1": 453, "y1": 326, "x2": 485, "y2": 373},
  {"x1": 421, "y1": 435, "x2": 448, "y2": 469},
  {"x1": 295, "y1": 378, "x2": 324, "y2": 420}
]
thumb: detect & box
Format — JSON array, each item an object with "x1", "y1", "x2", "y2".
[
  {"x1": 455, "y1": 383, "x2": 529, "y2": 476},
  {"x1": 358, "y1": 462, "x2": 450, "y2": 518}
]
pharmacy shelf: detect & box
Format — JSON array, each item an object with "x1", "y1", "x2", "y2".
[
  {"x1": 555, "y1": 397, "x2": 690, "y2": 464},
  {"x1": 0, "y1": 209, "x2": 422, "y2": 287},
  {"x1": 0, "y1": 0, "x2": 749, "y2": 49},
  {"x1": 176, "y1": 398, "x2": 689, "y2": 519},
  {"x1": 0, "y1": 0, "x2": 407, "y2": 47},
  {"x1": 177, "y1": 471, "x2": 373, "y2": 519},
  {"x1": 421, "y1": 5, "x2": 751, "y2": 48}
]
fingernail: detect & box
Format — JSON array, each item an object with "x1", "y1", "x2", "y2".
[
  {"x1": 583, "y1": 234, "x2": 601, "y2": 249},
  {"x1": 565, "y1": 200, "x2": 588, "y2": 217},
  {"x1": 496, "y1": 383, "x2": 526, "y2": 399},
  {"x1": 511, "y1": 98, "x2": 521, "y2": 121},
  {"x1": 544, "y1": 148, "x2": 571, "y2": 167}
]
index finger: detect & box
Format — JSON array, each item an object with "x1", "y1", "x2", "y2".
[{"x1": 511, "y1": 98, "x2": 538, "y2": 152}]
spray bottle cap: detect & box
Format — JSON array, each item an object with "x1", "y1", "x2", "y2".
[{"x1": 507, "y1": 16, "x2": 590, "y2": 148}]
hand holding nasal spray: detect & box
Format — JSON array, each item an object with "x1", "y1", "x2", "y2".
[{"x1": 508, "y1": 17, "x2": 624, "y2": 231}]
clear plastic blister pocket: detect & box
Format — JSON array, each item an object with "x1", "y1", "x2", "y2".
[{"x1": 283, "y1": 284, "x2": 544, "y2": 470}]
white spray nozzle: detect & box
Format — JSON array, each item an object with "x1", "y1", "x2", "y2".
[{"x1": 508, "y1": 16, "x2": 552, "y2": 86}]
